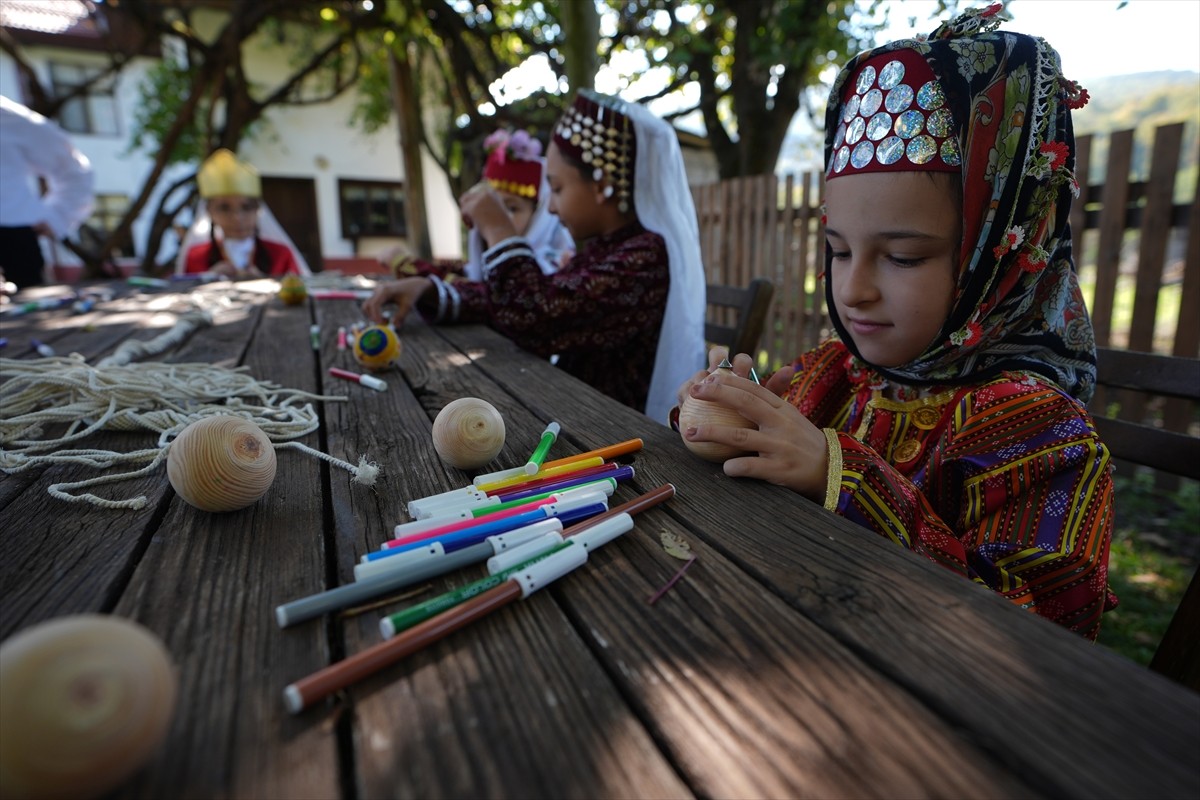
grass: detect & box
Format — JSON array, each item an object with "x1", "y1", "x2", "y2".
[{"x1": 1096, "y1": 472, "x2": 1199, "y2": 666}]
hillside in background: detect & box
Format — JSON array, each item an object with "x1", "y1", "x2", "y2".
[{"x1": 1056, "y1": 71, "x2": 1197, "y2": 197}]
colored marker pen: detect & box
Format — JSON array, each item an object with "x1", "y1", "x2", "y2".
[
  {"x1": 328, "y1": 366, "x2": 387, "y2": 392},
  {"x1": 309, "y1": 324, "x2": 320, "y2": 350},
  {"x1": 127, "y1": 276, "x2": 170, "y2": 288},
  {"x1": 524, "y1": 422, "x2": 560, "y2": 475},
  {"x1": 337, "y1": 327, "x2": 347, "y2": 350},
  {"x1": 473, "y1": 455, "x2": 605, "y2": 493},
  {"x1": 29, "y1": 339, "x2": 55, "y2": 357}
]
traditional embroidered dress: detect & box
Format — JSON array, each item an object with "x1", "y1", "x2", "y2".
[
  {"x1": 183, "y1": 238, "x2": 301, "y2": 277},
  {"x1": 791, "y1": 5, "x2": 1115, "y2": 639},
  {"x1": 425, "y1": 222, "x2": 668, "y2": 413},
  {"x1": 789, "y1": 339, "x2": 1113, "y2": 639}
]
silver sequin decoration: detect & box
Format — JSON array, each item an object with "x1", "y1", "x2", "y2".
[
  {"x1": 861, "y1": 88, "x2": 883, "y2": 117},
  {"x1": 927, "y1": 108, "x2": 955, "y2": 137},
  {"x1": 940, "y1": 138, "x2": 962, "y2": 166},
  {"x1": 850, "y1": 140, "x2": 875, "y2": 169},
  {"x1": 830, "y1": 55, "x2": 960, "y2": 175},
  {"x1": 885, "y1": 83, "x2": 914, "y2": 114},
  {"x1": 834, "y1": 146, "x2": 850, "y2": 173},
  {"x1": 907, "y1": 135, "x2": 937, "y2": 164},
  {"x1": 877, "y1": 136, "x2": 905, "y2": 165},
  {"x1": 846, "y1": 116, "x2": 866, "y2": 145},
  {"x1": 917, "y1": 80, "x2": 946, "y2": 110},
  {"x1": 855, "y1": 65, "x2": 877, "y2": 95},
  {"x1": 866, "y1": 112, "x2": 892, "y2": 141},
  {"x1": 842, "y1": 94, "x2": 860, "y2": 123},
  {"x1": 894, "y1": 109, "x2": 924, "y2": 139},
  {"x1": 878, "y1": 60, "x2": 905, "y2": 90}
]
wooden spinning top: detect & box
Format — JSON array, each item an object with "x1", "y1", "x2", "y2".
[{"x1": 678, "y1": 359, "x2": 757, "y2": 463}]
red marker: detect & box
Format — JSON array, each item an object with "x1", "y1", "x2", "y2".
[{"x1": 328, "y1": 366, "x2": 387, "y2": 392}]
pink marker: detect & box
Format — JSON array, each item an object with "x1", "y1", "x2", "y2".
[
  {"x1": 328, "y1": 366, "x2": 387, "y2": 392},
  {"x1": 311, "y1": 289, "x2": 372, "y2": 300},
  {"x1": 337, "y1": 327, "x2": 347, "y2": 350}
]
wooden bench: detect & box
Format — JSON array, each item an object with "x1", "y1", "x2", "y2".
[{"x1": 1092, "y1": 345, "x2": 1200, "y2": 691}]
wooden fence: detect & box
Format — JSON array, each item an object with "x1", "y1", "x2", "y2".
[{"x1": 691, "y1": 122, "x2": 1200, "y2": 374}]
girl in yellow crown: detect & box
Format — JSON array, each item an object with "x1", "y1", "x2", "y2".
[{"x1": 180, "y1": 149, "x2": 305, "y2": 279}]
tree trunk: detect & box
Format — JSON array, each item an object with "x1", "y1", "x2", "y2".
[
  {"x1": 561, "y1": 0, "x2": 599, "y2": 94},
  {"x1": 389, "y1": 44, "x2": 432, "y2": 261}
]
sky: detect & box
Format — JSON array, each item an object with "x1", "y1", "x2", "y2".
[{"x1": 878, "y1": 1, "x2": 1200, "y2": 82}]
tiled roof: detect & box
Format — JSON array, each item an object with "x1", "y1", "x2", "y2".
[{"x1": 0, "y1": 0, "x2": 99, "y2": 37}]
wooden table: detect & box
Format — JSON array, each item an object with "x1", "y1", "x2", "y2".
[{"x1": 2, "y1": 280, "x2": 1198, "y2": 799}]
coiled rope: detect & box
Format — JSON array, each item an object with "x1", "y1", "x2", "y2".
[{"x1": 0, "y1": 350, "x2": 379, "y2": 510}]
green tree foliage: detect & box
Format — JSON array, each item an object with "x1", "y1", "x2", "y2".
[
  {"x1": 352, "y1": 0, "x2": 891, "y2": 187},
  {"x1": 603, "y1": 0, "x2": 874, "y2": 178}
]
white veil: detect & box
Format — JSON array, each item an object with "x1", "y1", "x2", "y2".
[
  {"x1": 619, "y1": 98, "x2": 706, "y2": 424},
  {"x1": 174, "y1": 199, "x2": 311, "y2": 275},
  {"x1": 465, "y1": 171, "x2": 573, "y2": 280}
]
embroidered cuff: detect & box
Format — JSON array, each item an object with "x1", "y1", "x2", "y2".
[
  {"x1": 483, "y1": 246, "x2": 536, "y2": 276},
  {"x1": 481, "y1": 235, "x2": 527, "y2": 258},
  {"x1": 821, "y1": 428, "x2": 843, "y2": 512},
  {"x1": 428, "y1": 274, "x2": 448, "y2": 323},
  {"x1": 446, "y1": 280, "x2": 461, "y2": 322}
]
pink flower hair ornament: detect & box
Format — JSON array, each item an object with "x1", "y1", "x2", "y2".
[{"x1": 483, "y1": 128, "x2": 543, "y2": 166}]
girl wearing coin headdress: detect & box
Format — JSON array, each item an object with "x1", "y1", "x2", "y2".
[
  {"x1": 364, "y1": 91, "x2": 705, "y2": 423},
  {"x1": 178, "y1": 149, "x2": 308, "y2": 279},
  {"x1": 677, "y1": 5, "x2": 1116, "y2": 639}
]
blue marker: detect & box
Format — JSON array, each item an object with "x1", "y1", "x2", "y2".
[{"x1": 363, "y1": 499, "x2": 607, "y2": 561}]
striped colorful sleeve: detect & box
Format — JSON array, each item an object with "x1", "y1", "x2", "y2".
[{"x1": 831, "y1": 382, "x2": 1115, "y2": 640}]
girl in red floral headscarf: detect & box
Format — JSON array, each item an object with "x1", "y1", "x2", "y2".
[{"x1": 677, "y1": 5, "x2": 1116, "y2": 640}]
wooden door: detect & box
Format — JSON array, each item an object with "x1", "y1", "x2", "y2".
[{"x1": 261, "y1": 176, "x2": 322, "y2": 272}]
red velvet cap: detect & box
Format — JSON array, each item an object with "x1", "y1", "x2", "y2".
[
  {"x1": 827, "y1": 49, "x2": 961, "y2": 180},
  {"x1": 483, "y1": 147, "x2": 541, "y2": 201},
  {"x1": 552, "y1": 90, "x2": 636, "y2": 211}
]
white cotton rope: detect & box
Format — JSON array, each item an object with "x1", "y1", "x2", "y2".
[{"x1": 0, "y1": 354, "x2": 380, "y2": 510}]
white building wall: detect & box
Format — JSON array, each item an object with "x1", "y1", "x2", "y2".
[{"x1": 0, "y1": 21, "x2": 462, "y2": 270}]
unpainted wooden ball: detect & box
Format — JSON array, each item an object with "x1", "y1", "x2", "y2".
[
  {"x1": 0, "y1": 614, "x2": 178, "y2": 800},
  {"x1": 167, "y1": 415, "x2": 277, "y2": 512},
  {"x1": 678, "y1": 394, "x2": 757, "y2": 462},
  {"x1": 432, "y1": 397, "x2": 506, "y2": 470},
  {"x1": 352, "y1": 325, "x2": 402, "y2": 371}
]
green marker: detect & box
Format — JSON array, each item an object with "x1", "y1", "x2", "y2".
[
  {"x1": 127, "y1": 276, "x2": 170, "y2": 288},
  {"x1": 523, "y1": 422, "x2": 560, "y2": 475},
  {"x1": 379, "y1": 540, "x2": 571, "y2": 637}
]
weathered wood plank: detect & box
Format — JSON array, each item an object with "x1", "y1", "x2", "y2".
[{"x1": 112, "y1": 292, "x2": 340, "y2": 799}]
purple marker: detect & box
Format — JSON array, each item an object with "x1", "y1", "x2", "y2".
[{"x1": 496, "y1": 466, "x2": 633, "y2": 504}]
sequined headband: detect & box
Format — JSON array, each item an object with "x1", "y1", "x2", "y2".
[
  {"x1": 827, "y1": 49, "x2": 961, "y2": 179},
  {"x1": 552, "y1": 90, "x2": 636, "y2": 213},
  {"x1": 483, "y1": 149, "x2": 541, "y2": 201}
]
